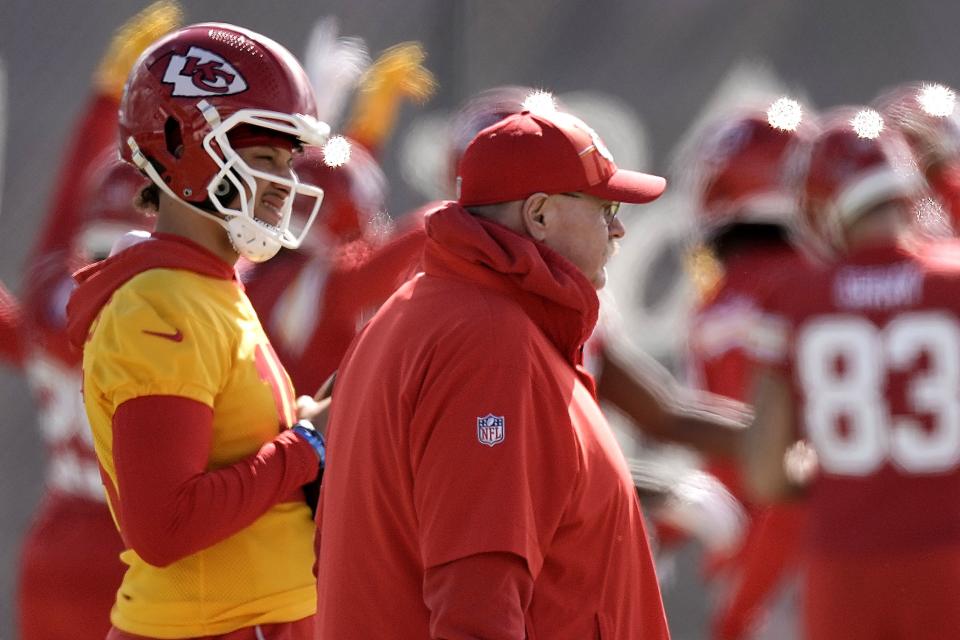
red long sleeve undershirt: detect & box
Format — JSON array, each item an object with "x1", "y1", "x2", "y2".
[
  {"x1": 423, "y1": 552, "x2": 534, "y2": 640},
  {"x1": 111, "y1": 395, "x2": 319, "y2": 567}
]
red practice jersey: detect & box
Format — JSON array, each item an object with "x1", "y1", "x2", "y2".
[
  {"x1": 754, "y1": 241, "x2": 960, "y2": 555},
  {"x1": 689, "y1": 243, "x2": 806, "y2": 495},
  {"x1": 688, "y1": 243, "x2": 808, "y2": 640},
  {"x1": 242, "y1": 226, "x2": 424, "y2": 396}
]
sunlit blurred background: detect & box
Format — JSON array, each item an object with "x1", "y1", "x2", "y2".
[{"x1": 3, "y1": 1, "x2": 960, "y2": 637}]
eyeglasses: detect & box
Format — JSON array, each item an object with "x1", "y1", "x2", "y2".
[{"x1": 558, "y1": 192, "x2": 621, "y2": 227}]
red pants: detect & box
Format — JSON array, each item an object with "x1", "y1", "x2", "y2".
[
  {"x1": 804, "y1": 546, "x2": 960, "y2": 640},
  {"x1": 105, "y1": 616, "x2": 315, "y2": 640},
  {"x1": 18, "y1": 494, "x2": 125, "y2": 640}
]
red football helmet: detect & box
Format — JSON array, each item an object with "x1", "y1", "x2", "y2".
[
  {"x1": 291, "y1": 140, "x2": 388, "y2": 247},
  {"x1": 796, "y1": 106, "x2": 922, "y2": 253},
  {"x1": 119, "y1": 23, "x2": 329, "y2": 262},
  {"x1": 692, "y1": 99, "x2": 810, "y2": 240},
  {"x1": 77, "y1": 149, "x2": 154, "y2": 261}
]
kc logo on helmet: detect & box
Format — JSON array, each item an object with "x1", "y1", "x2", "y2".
[
  {"x1": 477, "y1": 414, "x2": 505, "y2": 447},
  {"x1": 159, "y1": 46, "x2": 248, "y2": 97}
]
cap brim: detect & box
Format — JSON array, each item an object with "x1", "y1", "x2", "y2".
[{"x1": 583, "y1": 170, "x2": 667, "y2": 204}]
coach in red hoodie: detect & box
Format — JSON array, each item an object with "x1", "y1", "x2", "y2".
[{"x1": 315, "y1": 107, "x2": 671, "y2": 639}]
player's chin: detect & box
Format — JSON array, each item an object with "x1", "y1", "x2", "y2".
[{"x1": 591, "y1": 266, "x2": 609, "y2": 290}]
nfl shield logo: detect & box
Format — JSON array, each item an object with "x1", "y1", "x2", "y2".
[{"x1": 477, "y1": 414, "x2": 505, "y2": 447}]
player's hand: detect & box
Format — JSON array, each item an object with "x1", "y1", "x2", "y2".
[
  {"x1": 627, "y1": 457, "x2": 746, "y2": 554},
  {"x1": 297, "y1": 394, "x2": 331, "y2": 436},
  {"x1": 655, "y1": 469, "x2": 747, "y2": 555},
  {"x1": 783, "y1": 439, "x2": 818, "y2": 486},
  {"x1": 94, "y1": 0, "x2": 183, "y2": 99}
]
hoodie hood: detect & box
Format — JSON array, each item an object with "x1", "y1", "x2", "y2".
[
  {"x1": 421, "y1": 201, "x2": 600, "y2": 364},
  {"x1": 66, "y1": 233, "x2": 237, "y2": 351}
]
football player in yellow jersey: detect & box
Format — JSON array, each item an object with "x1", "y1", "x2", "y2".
[{"x1": 66, "y1": 23, "x2": 330, "y2": 640}]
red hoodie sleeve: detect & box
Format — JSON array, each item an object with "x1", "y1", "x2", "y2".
[
  {"x1": 112, "y1": 395, "x2": 319, "y2": 567},
  {"x1": 423, "y1": 552, "x2": 533, "y2": 640}
]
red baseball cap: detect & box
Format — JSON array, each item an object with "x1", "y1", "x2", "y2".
[{"x1": 456, "y1": 110, "x2": 666, "y2": 206}]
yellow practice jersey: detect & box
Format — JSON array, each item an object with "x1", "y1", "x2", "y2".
[{"x1": 82, "y1": 266, "x2": 315, "y2": 637}]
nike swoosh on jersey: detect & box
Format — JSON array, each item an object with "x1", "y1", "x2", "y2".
[{"x1": 142, "y1": 328, "x2": 184, "y2": 342}]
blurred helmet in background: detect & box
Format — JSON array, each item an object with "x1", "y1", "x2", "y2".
[
  {"x1": 291, "y1": 141, "x2": 388, "y2": 248},
  {"x1": 76, "y1": 149, "x2": 153, "y2": 262},
  {"x1": 794, "y1": 106, "x2": 922, "y2": 254},
  {"x1": 689, "y1": 98, "x2": 811, "y2": 244}
]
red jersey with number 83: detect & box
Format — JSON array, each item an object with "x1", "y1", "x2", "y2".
[{"x1": 752, "y1": 242, "x2": 960, "y2": 555}]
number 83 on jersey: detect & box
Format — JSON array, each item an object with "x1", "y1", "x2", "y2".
[{"x1": 798, "y1": 311, "x2": 960, "y2": 476}]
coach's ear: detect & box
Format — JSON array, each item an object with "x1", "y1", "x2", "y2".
[{"x1": 521, "y1": 192, "x2": 551, "y2": 241}]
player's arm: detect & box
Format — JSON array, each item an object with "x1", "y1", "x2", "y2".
[
  {"x1": 93, "y1": 291, "x2": 320, "y2": 567},
  {"x1": 424, "y1": 552, "x2": 532, "y2": 639},
  {"x1": 29, "y1": 2, "x2": 181, "y2": 261},
  {"x1": 596, "y1": 347, "x2": 749, "y2": 457},
  {"x1": 741, "y1": 366, "x2": 801, "y2": 502},
  {"x1": 111, "y1": 395, "x2": 321, "y2": 567},
  {"x1": 296, "y1": 370, "x2": 336, "y2": 434},
  {"x1": 413, "y1": 318, "x2": 575, "y2": 636}
]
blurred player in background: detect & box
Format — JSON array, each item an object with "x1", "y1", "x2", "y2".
[
  {"x1": 66, "y1": 23, "x2": 330, "y2": 639},
  {"x1": 243, "y1": 26, "x2": 434, "y2": 398},
  {"x1": 19, "y1": 152, "x2": 153, "y2": 640},
  {"x1": 745, "y1": 106, "x2": 960, "y2": 639},
  {"x1": 684, "y1": 99, "x2": 814, "y2": 639},
  {"x1": 14, "y1": 5, "x2": 177, "y2": 638}
]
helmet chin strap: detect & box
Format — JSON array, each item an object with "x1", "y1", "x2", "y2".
[{"x1": 126, "y1": 136, "x2": 286, "y2": 263}]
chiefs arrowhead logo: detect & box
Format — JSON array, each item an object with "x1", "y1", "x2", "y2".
[{"x1": 159, "y1": 46, "x2": 248, "y2": 97}]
